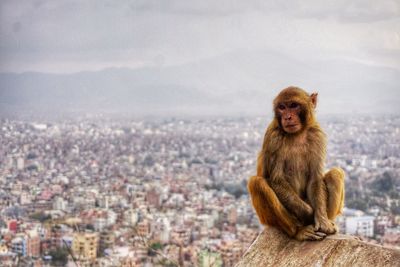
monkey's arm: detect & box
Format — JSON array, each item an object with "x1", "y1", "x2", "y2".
[
  {"x1": 256, "y1": 153, "x2": 264, "y2": 177},
  {"x1": 307, "y1": 139, "x2": 336, "y2": 234},
  {"x1": 307, "y1": 174, "x2": 335, "y2": 234},
  {"x1": 268, "y1": 167, "x2": 314, "y2": 223},
  {"x1": 307, "y1": 175, "x2": 328, "y2": 219}
]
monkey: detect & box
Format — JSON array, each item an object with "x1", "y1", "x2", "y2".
[{"x1": 248, "y1": 86, "x2": 345, "y2": 241}]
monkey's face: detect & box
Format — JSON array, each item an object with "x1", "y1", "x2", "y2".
[{"x1": 276, "y1": 102, "x2": 303, "y2": 134}]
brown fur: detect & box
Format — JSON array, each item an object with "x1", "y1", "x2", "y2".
[{"x1": 248, "y1": 86, "x2": 345, "y2": 241}]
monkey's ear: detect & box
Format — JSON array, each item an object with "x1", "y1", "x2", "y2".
[{"x1": 310, "y1": 93, "x2": 318, "y2": 109}]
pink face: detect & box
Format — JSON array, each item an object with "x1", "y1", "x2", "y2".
[{"x1": 277, "y1": 102, "x2": 302, "y2": 134}]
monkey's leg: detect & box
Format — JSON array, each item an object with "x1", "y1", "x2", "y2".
[
  {"x1": 248, "y1": 176, "x2": 300, "y2": 237},
  {"x1": 248, "y1": 176, "x2": 326, "y2": 241},
  {"x1": 324, "y1": 167, "x2": 345, "y2": 220}
]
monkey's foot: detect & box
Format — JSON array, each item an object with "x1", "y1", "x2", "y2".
[
  {"x1": 295, "y1": 225, "x2": 326, "y2": 241},
  {"x1": 314, "y1": 216, "x2": 337, "y2": 235},
  {"x1": 331, "y1": 221, "x2": 339, "y2": 233}
]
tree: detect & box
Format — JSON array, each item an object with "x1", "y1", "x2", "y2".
[
  {"x1": 347, "y1": 197, "x2": 368, "y2": 211},
  {"x1": 49, "y1": 247, "x2": 69, "y2": 266},
  {"x1": 30, "y1": 212, "x2": 51, "y2": 223},
  {"x1": 148, "y1": 242, "x2": 163, "y2": 256},
  {"x1": 372, "y1": 172, "x2": 394, "y2": 192}
]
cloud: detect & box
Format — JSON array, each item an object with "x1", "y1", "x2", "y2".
[
  {"x1": 0, "y1": 0, "x2": 399, "y2": 73},
  {"x1": 282, "y1": 0, "x2": 400, "y2": 23}
]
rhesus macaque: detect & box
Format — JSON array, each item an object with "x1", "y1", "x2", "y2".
[{"x1": 248, "y1": 87, "x2": 345, "y2": 241}]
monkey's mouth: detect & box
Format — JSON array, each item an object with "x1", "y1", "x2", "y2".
[{"x1": 285, "y1": 124, "x2": 298, "y2": 128}]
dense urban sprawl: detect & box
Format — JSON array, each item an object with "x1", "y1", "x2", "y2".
[{"x1": 0, "y1": 115, "x2": 399, "y2": 266}]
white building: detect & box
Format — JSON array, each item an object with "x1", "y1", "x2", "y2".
[
  {"x1": 339, "y1": 208, "x2": 375, "y2": 238},
  {"x1": 107, "y1": 210, "x2": 117, "y2": 226},
  {"x1": 20, "y1": 192, "x2": 31, "y2": 205},
  {"x1": 16, "y1": 157, "x2": 24, "y2": 170},
  {"x1": 123, "y1": 209, "x2": 139, "y2": 226},
  {"x1": 345, "y1": 216, "x2": 375, "y2": 237},
  {"x1": 53, "y1": 196, "x2": 67, "y2": 211},
  {"x1": 197, "y1": 214, "x2": 215, "y2": 229},
  {"x1": 152, "y1": 217, "x2": 171, "y2": 244},
  {"x1": 94, "y1": 218, "x2": 107, "y2": 232}
]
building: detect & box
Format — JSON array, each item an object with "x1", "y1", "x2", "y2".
[
  {"x1": 227, "y1": 207, "x2": 237, "y2": 225},
  {"x1": 382, "y1": 227, "x2": 400, "y2": 248},
  {"x1": 219, "y1": 240, "x2": 243, "y2": 267},
  {"x1": 152, "y1": 217, "x2": 171, "y2": 244},
  {"x1": 0, "y1": 241, "x2": 8, "y2": 253},
  {"x1": 11, "y1": 236, "x2": 27, "y2": 257},
  {"x1": 375, "y1": 215, "x2": 393, "y2": 235},
  {"x1": 50, "y1": 225, "x2": 63, "y2": 250},
  {"x1": 26, "y1": 230, "x2": 40, "y2": 258},
  {"x1": 8, "y1": 220, "x2": 18, "y2": 233},
  {"x1": 72, "y1": 232, "x2": 99, "y2": 262},
  {"x1": 53, "y1": 196, "x2": 67, "y2": 211},
  {"x1": 123, "y1": 209, "x2": 139, "y2": 226},
  {"x1": 171, "y1": 227, "x2": 191, "y2": 245},
  {"x1": 20, "y1": 192, "x2": 32, "y2": 205},
  {"x1": 146, "y1": 187, "x2": 161, "y2": 208},
  {"x1": 99, "y1": 231, "x2": 115, "y2": 254},
  {"x1": 94, "y1": 218, "x2": 107, "y2": 232},
  {"x1": 341, "y1": 208, "x2": 375, "y2": 237},
  {"x1": 17, "y1": 157, "x2": 25, "y2": 170},
  {"x1": 136, "y1": 220, "x2": 150, "y2": 237}
]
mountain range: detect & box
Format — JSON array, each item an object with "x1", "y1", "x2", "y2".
[{"x1": 1, "y1": 50, "x2": 399, "y2": 117}]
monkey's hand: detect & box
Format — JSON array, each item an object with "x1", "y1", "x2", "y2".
[
  {"x1": 295, "y1": 225, "x2": 326, "y2": 241},
  {"x1": 304, "y1": 204, "x2": 314, "y2": 219},
  {"x1": 314, "y1": 216, "x2": 336, "y2": 235},
  {"x1": 296, "y1": 203, "x2": 314, "y2": 225}
]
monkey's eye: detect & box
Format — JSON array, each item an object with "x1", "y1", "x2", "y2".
[
  {"x1": 278, "y1": 104, "x2": 286, "y2": 110},
  {"x1": 289, "y1": 103, "x2": 299, "y2": 109}
]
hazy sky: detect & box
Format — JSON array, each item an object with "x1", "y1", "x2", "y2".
[
  {"x1": 1, "y1": 0, "x2": 399, "y2": 73},
  {"x1": 0, "y1": 0, "x2": 399, "y2": 115}
]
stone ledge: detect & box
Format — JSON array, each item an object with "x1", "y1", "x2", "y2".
[{"x1": 236, "y1": 226, "x2": 400, "y2": 267}]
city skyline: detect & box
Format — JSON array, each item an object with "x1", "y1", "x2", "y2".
[{"x1": 0, "y1": 115, "x2": 399, "y2": 266}]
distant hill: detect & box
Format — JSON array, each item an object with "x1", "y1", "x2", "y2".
[{"x1": 1, "y1": 49, "x2": 399, "y2": 117}]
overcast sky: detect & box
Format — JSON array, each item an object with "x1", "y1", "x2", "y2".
[{"x1": 0, "y1": 0, "x2": 399, "y2": 115}]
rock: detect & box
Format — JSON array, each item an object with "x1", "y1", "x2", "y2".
[{"x1": 236, "y1": 226, "x2": 400, "y2": 267}]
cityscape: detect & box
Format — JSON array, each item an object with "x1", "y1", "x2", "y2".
[{"x1": 0, "y1": 114, "x2": 399, "y2": 266}]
